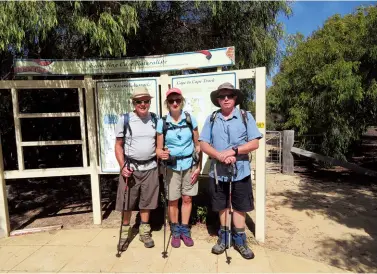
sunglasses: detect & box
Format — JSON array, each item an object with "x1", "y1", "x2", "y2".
[
  {"x1": 133, "y1": 99, "x2": 151, "y2": 105},
  {"x1": 167, "y1": 98, "x2": 182, "y2": 105},
  {"x1": 217, "y1": 94, "x2": 235, "y2": 100}
]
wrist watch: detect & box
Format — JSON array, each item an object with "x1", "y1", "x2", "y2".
[{"x1": 232, "y1": 146, "x2": 238, "y2": 156}]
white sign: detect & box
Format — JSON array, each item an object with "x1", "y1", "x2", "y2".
[
  {"x1": 96, "y1": 78, "x2": 159, "y2": 173},
  {"x1": 171, "y1": 72, "x2": 237, "y2": 174},
  {"x1": 14, "y1": 47, "x2": 235, "y2": 75}
]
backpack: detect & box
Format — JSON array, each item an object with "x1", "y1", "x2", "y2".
[
  {"x1": 161, "y1": 111, "x2": 194, "y2": 147},
  {"x1": 123, "y1": 112, "x2": 158, "y2": 138},
  {"x1": 209, "y1": 108, "x2": 248, "y2": 144}
]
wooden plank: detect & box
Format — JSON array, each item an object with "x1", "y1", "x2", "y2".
[
  {"x1": 84, "y1": 76, "x2": 102, "y2": 225},
  {"x1": 0, "y1": 80, "x2": 85, "y2": 89},
  {"x1": 11, "y1": 88, "x2": 24, "y2": 170},
  {"x1": 4, "y1": 167, "x2": 91, "y2": 179},
  {"x1": 255, "y1": 67, "x2": 266, "y2": 243},
  {"x1": 234, "y1": 68, "x2": 256, "y2": 79},
  {"x1": 0, "y1": 136, "x2": 10, "y2": 237},
  {"x1": 79, "y1": 88, "x2": 88, "y2": 167},
  {"x1": 282, "y1": 130, "x2": 295, "y2": 174},
  {"x1": 21, "y1": 140, "x2": 82, "y2": 146},
  {"x1": 291, "y1": 147, "x2": 377, "y2": 177},
  {"x1": 18, "y1": 112, "x2": 80, "y2": 118}
]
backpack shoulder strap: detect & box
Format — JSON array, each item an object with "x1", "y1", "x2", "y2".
[
  {"x1": 150, "y1": 112, "x2": 158, "y2": 126},
  {"x1": 184, "y1": 111, "x2": 193, "y2": 132},
  {"x1": 240, "y1": 109, "x2": 248, "y2": 128},
  {"x1": 209, "y1": 110, "x2": 220, "y2": 144},
  {"x1": 123, "y1": 113, "x2": 132, "y2": 137},
  {"x1": 210, "y1": 110, "x2": 219, "y2": 123},
  {"x1": 162, "y1": 115, "x2": 168, "y2": 148}
]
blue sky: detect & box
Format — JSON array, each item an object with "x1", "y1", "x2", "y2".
[{"x1": 268, "y1": 1, "x2": 377, "y2": 85}]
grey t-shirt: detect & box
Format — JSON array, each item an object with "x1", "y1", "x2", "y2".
[{"x1": 115, "y1": 112, "x2": 157, "y2": 171}]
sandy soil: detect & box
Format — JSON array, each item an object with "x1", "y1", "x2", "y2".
[{"x1": 260, "y1": 171, "x2": 377, "y2": 272}]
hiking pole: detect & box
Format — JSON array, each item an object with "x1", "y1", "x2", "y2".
[
  {"x1": 225, "y1": 163, "x2": 235, "y2": 264},
  {"x1": 161, "y1": 160, "x2": 169, "y2": 259},
  {"x1": 116, "y1": 162, "x2": 130, "y2": 258}
]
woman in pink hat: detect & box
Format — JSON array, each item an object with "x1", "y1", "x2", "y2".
[{"x1": 156, "y1": 87, "x2": 202, "y2": 248}]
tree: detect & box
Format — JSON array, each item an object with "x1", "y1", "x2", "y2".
[
  {"x1": 0, "y1": 1, "x2": 290, "y2": 77},
  {"x1": 269, "y1": 5, "x2": 377, "y2": 160}
]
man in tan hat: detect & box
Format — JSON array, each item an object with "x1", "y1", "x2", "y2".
[
  {"x1": 114, "y1": 86, "x2": 159, "y2": 250},
  {"x1": 199, "y1": 82, "x2": 262, "y2": 260}
]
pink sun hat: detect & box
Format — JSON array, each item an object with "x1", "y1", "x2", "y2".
[{"x1": 166, "y1": 87, "x2": 182, "y2": 97}]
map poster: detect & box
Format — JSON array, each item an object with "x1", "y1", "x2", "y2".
[
  {"x1": 171, "y1": 72, "x2": 237, "y2": 174},
  {"x1": 96, "y1": 78, "x2": 159, "y2": 173}
]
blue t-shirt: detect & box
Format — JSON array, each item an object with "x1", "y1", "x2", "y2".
[
  {"x1": 199, "y1": 108, "x2": 262, "y2": 182},
  {"x1": 156, "y1": 111, "x2": 198, "y2": 171}
]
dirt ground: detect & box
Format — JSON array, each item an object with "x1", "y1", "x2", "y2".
[
  {"x1": 7, "y1": 168, "x2": 377, "y2": 273},
  {"x1": 261, "y1": 171, "x2": 377, "y2": 273}
]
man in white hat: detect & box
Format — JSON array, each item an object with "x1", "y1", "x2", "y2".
[
  {"x1": 199, "y1": 82, "x2": 262, "y2": 260},
  {"x1": 114, "y1": 86, "x2": 159, "y2": 250}
]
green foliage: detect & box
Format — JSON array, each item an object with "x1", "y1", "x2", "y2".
[
  {"x1": 195, "y1": 206, "x2": 208, "y2": 224},
  {"x1": 0, "y1": 1, "x2": 57, "y2": 52},
  {"x1": 269, "y1": 5, "x2": 377, "y2": 159}
]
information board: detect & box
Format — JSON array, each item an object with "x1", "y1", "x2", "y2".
[
  {"x1": 96, "y1": 78, "x2": 159, "y2": 173},
  {"x1": 171, "y1": 72, "x2": 237, "y2": 174}
]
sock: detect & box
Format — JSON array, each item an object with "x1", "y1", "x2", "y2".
[{"x1": 121, "y1": 224, "x2": 130, "y2": 238}]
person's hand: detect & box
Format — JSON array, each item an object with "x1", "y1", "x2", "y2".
[
  {"x1": 191, "y1": 167, "x2": 201, "y2": 185},
  {"x1": 224, "y1": 156, "x2": 236, "y2": 165},
  {"x1": 216, "y1": 149, "x2": 234, "y2": 163},
  {"x1": 158, "y1": 149, "x2": 170, "y2": 160},
  {"x1": 121, "y1": 166, "x2": 134, "y2": 177},
  {"x1": 195, "y1": 145, "x2": 201, "y2": 154}
]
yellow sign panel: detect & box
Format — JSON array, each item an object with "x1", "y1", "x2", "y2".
[{"x1": 257, "y1": 122, "x2": 265, "y2": 128}]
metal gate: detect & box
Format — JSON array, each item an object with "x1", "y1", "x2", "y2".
[{"x1": 265, "y1": 131, "x2": 282, "y2": 173}]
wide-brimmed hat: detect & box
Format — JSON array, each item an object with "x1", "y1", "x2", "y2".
[
  {"x1": 131, "y1": 86, "x2": 153, "y2": 100},
  {"x1": 210, "y1": 82, "x2": 243, "y2": 107}
]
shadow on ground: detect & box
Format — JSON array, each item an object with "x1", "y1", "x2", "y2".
[
  {"x1": 7, "y1": 175, "x2": 248, "y2": 237},
  {"x1": 275, "y1": 159, "x2": 377, "y2": 272}
]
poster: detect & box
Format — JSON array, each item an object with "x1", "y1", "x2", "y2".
[
  {"x1": 171, "y1": 72, "x2": 237, "y2": 174},
  {"x1": 96, "y1": 78, "x2": 159, "y2": 173}
]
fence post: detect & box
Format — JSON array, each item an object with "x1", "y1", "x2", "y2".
[
  {"x1": 0, "y1": 136, "x2": 10, "y2": 238},
  {"x1": 282, "y1": 130, "x2": 294, "y2": 174}
]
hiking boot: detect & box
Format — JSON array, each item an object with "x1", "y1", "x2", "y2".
[
  {"x1": 118, "y1": 224, "x2": 131, "y2": 251},
  {"x1": 170, "y1": 223, "x2": 181, "y2": 248},
  {"x1": 139, "y1": 223, "x2": 155, "y2": 248},
  {"x1": 232, "y1": 228, "x2": 255, "y2": 260},
  {"x1": 180, "y1": 224, "x2": 194, "y2": 247},
  {"x1": 211, "y1": 226, "x2": 231, "y2": 255}
]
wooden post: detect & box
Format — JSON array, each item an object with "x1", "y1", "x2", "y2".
[
  {"x1": 282, "y1": 130, "x2": 294, "y2": 174},
  {"x1": 0, "y1": 136, "x2": 10, "y2": 238},
  {"x1": 78, "y1": 88, "x2": 88, "y2": 167},
  {"x1": 11, "y1": 88, "x2": 24, "y2": 170},
  {"x1": 159, "y1": 72, "x2": 170, "y2": 116},
  {"x1": 255, "y1": 67, "x2": 266, "y2": 243},
  {"x1": 84, "y1": 76, "x2": 102, "y2": 225}
]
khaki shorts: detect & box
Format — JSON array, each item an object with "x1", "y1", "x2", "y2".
[
  {"x1": 116, "y1": 167, "x2": 159, "y2": 211},
  {"x1": 166, "y1": 167, "x2": 198, "y2": 201}
]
